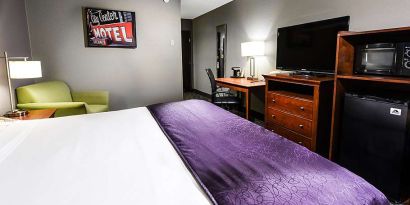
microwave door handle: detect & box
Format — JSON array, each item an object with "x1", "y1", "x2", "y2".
[
  {"x1": 394, "y1": 50, "x2": 398, "y2": 68},
  {"x1": 363, "y1": 52, "x2": 368, "y2": 67}
]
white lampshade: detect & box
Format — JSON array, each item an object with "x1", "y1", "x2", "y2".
[
  {"x1": 9, "y1": 61, "x2": 42, "y2": 79},
  {"x1": 241, "y1": 41, "x2": 265, "y2": 57}
]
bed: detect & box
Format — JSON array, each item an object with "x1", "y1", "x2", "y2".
[{"x1": 0, "y1": 100, "x2": 389, "y2": 205}]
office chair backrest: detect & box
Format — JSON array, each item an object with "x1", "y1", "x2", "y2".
[
  {"x1": 205, "y1": 68, "x2": 217, "y2": 93},
  {"x1": 206, "y1": 68, "x2": 218, "y2": 103}
]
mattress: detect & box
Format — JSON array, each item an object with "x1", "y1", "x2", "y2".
[
  {"x1": 0, "y1": 100, "x2": 390, "y2": 205},
  {"x1": 0, "y1": 107, "x2": 211, "y2": 205}
]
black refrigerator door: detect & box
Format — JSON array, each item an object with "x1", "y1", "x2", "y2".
[{"x1": 339, "y1": 93, "x2": 408, "y2": 201}]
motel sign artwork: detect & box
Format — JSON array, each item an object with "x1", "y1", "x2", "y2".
[{"x1": 84, "y1": 8, "x2": 137, "y2": 48}]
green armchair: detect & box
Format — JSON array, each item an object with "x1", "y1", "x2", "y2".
[{"x1": 16, "y1": 81, "x2": 109, "y2": 117}]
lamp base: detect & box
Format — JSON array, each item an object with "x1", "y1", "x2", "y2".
[{"x1": 4, "y1": 110, "x2": 29, "y2": 118}]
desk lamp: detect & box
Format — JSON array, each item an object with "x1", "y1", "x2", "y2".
[{"x1": 241, "y1": 41, "x2": 265, "y2": 81}]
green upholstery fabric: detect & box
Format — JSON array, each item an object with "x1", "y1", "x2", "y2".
[
  {"x1": 86, "y1": 105, "x2": 109, "y2": 114},
  {"x1": 17, "y1": 102, "x2": 87, "y2": 117},
  {"x1": 17, "y1": 81, "x2": 73, "y2": 104},
  {"x1": 16, "y1": 81, "x2": 109, "y2": 117},
  {"x1": 72, "y1": 91, "x2": 109, "y2": 105}
]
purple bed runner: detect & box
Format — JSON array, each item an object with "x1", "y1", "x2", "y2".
[{"x1": 148, "y1": 100, "x2": 389, "y2": 205}]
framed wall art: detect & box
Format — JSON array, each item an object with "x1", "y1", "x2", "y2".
[{"x1": 83, "y1": 7, "x2": 137, "y2": 48}]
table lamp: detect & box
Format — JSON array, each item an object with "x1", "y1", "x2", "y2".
[
  {"x1": 241, "y1": 41, "x2": 265, "y2": 80},
  {"x1": 1, "y1": 52, "x2": 42, "y2": 117}
]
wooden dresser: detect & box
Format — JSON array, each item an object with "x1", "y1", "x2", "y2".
[{"x1": 263, "y1": 74, "x2": 334, "y2": 157}]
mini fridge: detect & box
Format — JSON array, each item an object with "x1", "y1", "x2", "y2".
[{"x1": 339, "y1": 93, "x2": 410, "y2": 202}]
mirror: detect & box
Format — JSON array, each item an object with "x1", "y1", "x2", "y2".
[{"x1": 216, "y1": 24, "x2": 227, "y2": 78}]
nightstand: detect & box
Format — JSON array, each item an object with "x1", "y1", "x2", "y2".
[{"x1": 10, "y1": 109, "x2": 57, "y2": 120}]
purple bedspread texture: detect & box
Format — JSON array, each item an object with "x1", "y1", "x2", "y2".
[{"x1": 148, "y1": 100, "x2": 389, "y2": 205}]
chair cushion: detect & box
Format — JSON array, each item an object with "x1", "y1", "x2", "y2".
[
  {"x1": 72, "y1": 91, "x2": 109, "y2": 105},
  {"x1": 86, "y1": 105, "x2": 109, "y2": 114},
  {"x1": 17, "y1": 102, "x2": 86, "y2": 110},
  {"x1": 16, "y1": 81, "x2": 73, "y2": 104}
]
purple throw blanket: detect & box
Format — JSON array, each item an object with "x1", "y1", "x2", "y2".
[{"x1": 148, "y1": 100, "x2": 389, "y2": 205}]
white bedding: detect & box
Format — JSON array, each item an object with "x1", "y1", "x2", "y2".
[{"x1": 0, "y1": 108, "x2": 211, "y2": 205}]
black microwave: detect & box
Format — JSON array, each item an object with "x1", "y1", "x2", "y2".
[{"x1": 354, "y1": 43, "x2": 410, "y2": 77}]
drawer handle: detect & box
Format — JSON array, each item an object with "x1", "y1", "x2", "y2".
[
  {"x1": 271, "y1": 115, "x2": 276, "y2": 119},
  {"x1": 298, "y1": 141, "x2": 303, "y2": 145},
  {"x1": 272, "y1": 99, "x2": 276, "y2": 103},
  {"x1": 299, "y1": 125, "x2": 304, "y2": 129},
  {"x1": 300, "y1": 107, "x2": 305, "y2": 111}
]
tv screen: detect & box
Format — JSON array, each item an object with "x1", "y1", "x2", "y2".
[{"x1": 276, "y1": 16, "x2": 350, "y2": 73}]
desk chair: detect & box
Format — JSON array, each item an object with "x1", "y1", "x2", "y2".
[{"x1": 205, "y1": 69, "x2": 240, "y2": 109}]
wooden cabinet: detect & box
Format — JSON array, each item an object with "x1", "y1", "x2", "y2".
[
  {"x1": 266, "y1": 123, "x2": 312, "y2": 148},
  {"x1": 263, "y1": 74, "x2": 334, "y2": 157},
  {"x1": 329, "y1": 27, "x2": 410, "y2": 202},
  {"x1": 330, "y1": 28, "x2": 410, "y2": 163},
  {"x1": 267, "y1": 91, "x2": 314, "y2": 119},
  {"x1": 267, "y1": 107, "x2": 313, "y2": 137}
]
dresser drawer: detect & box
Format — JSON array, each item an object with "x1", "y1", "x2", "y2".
[
  {"x1": 267, "y1": 108, "x2": 312, "y2": 138},
  {"x1": 267, "y1": 123, "x2": 313, "y2": 150},
  {"x1": 267, "y1": 92, "x2": 313, "y2": 119}
]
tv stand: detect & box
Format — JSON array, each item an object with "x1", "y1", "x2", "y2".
[
  {"x1": 291, "y1": 71, "x2": 334, "y2": 78},
  {"x1": 263, "y1": 74, "x2": 334, "y2": 157}
]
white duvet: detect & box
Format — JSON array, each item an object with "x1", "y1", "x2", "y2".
[{"x1": 0, "y1": 108, "x2": 211, "y2": 205}]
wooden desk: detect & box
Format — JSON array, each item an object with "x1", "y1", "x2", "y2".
[
  {"x1": 12, "y1": 109, "x2": 56, "y2": 120},
  {"x1": 215, "y1": 78, "x2": 265, "y2": 120}
]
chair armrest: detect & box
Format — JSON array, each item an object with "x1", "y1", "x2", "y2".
[
  {"x1": 72, "y1": 91, "x2": 109, "y2": 105},
  {"x1": 17, "y1": 102, "x2": 86, "y2": 110},
  {"x1": 216, "y1": 87, "x2": 230, "y2": 92},
  {"x1": 213, "y1": 91, "x2": 236, "y2": 97}
]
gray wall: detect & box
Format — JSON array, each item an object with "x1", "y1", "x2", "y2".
[
  {"x1": 0, "y1": 0, "x2": 33, "y2": 114},
  {"x1": 26, "y1": 0, "x2": 183, "y2": 110},
  {"x1": 193, "y1": 0, "x2": 410, "y2": 113}
]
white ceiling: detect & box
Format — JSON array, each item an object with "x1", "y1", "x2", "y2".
[{"x1": 181, "y1": 0, "x2": 234, "y2": 19}]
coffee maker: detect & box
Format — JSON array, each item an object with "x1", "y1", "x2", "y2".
[{"x1": 231, "y1": 67, "x2": 243, "y2": 78}]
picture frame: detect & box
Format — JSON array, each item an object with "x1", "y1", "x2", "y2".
[{"x1": 83, "y1": 7, "x2": 137, "y2": 48}]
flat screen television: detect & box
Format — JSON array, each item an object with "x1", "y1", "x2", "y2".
[{"x1": 276, "y1": 16, "x2": 350, "y2": 74}]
